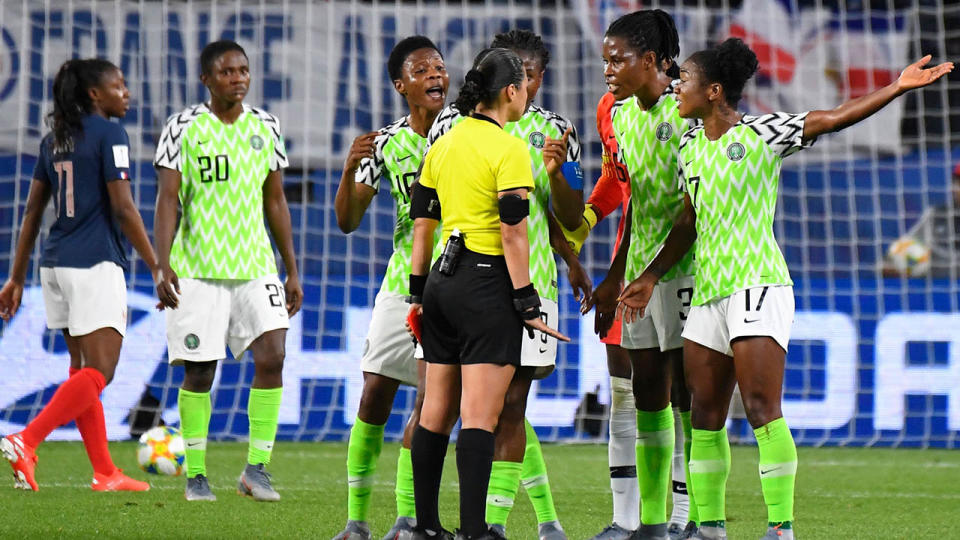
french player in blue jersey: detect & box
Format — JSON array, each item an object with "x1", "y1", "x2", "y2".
[{"x1": 0, "y1": 59, "x2": 170, "y2": 492}]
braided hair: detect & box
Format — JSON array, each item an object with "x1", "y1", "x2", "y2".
[
  {"x1": 453, "y1": 48, "x2": 525, "y2": 114},
  {"x1": 605, "y1": 9, "x2": 681, "y2": 77},
  {"x1": 490, "y1": 29, "x2": 550, "y2": 70},
  {"x1": 48, "y1": 58, "x2": 119, "y2": 154}
]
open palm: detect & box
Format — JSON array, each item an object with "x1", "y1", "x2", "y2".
[{"x1": 898, "y1": 55, "x2": 954, "y2": 91}]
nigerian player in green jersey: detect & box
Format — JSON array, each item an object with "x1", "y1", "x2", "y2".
[
  {"x1": 332, "y1": 36, "x2": 450, "y2": 540},
  {"x1": 426, "y1": 29, "x2": 584, "y2": 540},
  {"x1": 154, "y1": 40, "x2": 303, "y2": 503},
  {"x1": 584, "y1": 11, "x2": 696, "y2": 540},
  {"x1": 619, "y1": 39, "x2": 953, "y2": 540}
]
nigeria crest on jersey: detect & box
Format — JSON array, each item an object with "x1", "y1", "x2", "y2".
[
  {"x1": 655, "y1": 122, "x2": 673, "y2": 142},
  {"x1": 727, "y1": 142, "x2": 745, "y2": 161},
  {"x1": 528, "y1": 131, "x2": 545, "y2": 149}
]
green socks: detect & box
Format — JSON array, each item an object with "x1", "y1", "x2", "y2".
[
  {"x1": 636, "y1": 406, "x2": 675, "y2": 525},
  {"x1": 346, "y1": 418, "x2": 385, "y2": 522},
  {"x1": 395, "y1": 446, "x2": 416, "y2": 519},
  {"x1": 755, "y1": 417, "x2": 797, "y2": 525},
  {"x1": 178, "y1": 388, "x2": 211, "y2": 478},
  {"x1": 486, "y1": 460, "x2": 522, "y2": 525},
  {"x1": 247, "y1": 387, "x2": 282, "y2": 466},
  {"x1": 680, "y1": 410, "x2": 698, "y2": 524},
  {"x1": 520, "y1": 419, "x2": 559, "y2": 524},
  {"x1": 689, "y1": 427, "x2": 731, "y2": 523}
]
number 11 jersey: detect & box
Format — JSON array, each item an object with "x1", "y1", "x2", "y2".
[{"x1": 154, "y1": 103, "x2": 288, "y2": 280}]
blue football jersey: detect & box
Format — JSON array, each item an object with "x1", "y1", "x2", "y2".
[{"x1": 34, "y1": 115, "x2": 131, "y2": 268}]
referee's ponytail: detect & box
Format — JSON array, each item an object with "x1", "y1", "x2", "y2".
[{"x1": 454, "y1": 48, "x2": 525, "y2": 114}]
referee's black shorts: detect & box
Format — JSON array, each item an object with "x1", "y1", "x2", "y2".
[{"x1": 421, "y1": 248, "x2": 523, "y2": 366}]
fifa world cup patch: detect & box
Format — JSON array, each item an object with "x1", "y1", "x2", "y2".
[
  {"x1": 727, "y1": 142, "x2": 746, "y2": 161},
  {"x1": 250, "y1": 134, "x2": 264, "y2": 150},
  {"x1": 529, "y1": 131, "x2": 545, "y2": 149},
  {"x1": 655, "y1": 122, "x2": 673, "y2": 142},
  {"x1": 184, "y1": 333, "x2": 200, "y2": 350}
]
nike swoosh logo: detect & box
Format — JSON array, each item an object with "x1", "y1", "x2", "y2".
[
  {"x1": 397, "y1": 154, "x2": 413, "y2": 162},
  {"x1": 539, "y1": 347, "x2": 548, "y2": 354},
  {"x1": 197, "y1": 140, "x2": 207, "y2": 146},
  {"x1": 607, "y1": 135, "x2": 616, "y2": 140},
  {"x1": 760, "y1": 466, "x2": 781, "y2": 475},
  {"x1": 186, "y1": 442, "x2": 202, "y2": 448},
  {"x1": 744, "y1": 318, "x2": 759, "y2": 324}
]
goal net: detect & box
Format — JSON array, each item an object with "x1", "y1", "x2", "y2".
[{"x1": 0, "y1": 0, "x2": 957, "y2": 448}]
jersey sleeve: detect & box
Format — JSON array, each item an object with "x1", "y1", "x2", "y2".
[
  {"x1": 355, "y1": 130, "x2": 388, "y2": 191},
  {"x1": 496, "y1": 138, "x2": 535, "y2": 192},
  {"x1": 587, "y1": 150, "x2": 626, "y2": 222},
  {"x1": 33, "y1": 140, "x2": 50, "y2": 184},
  {"x1": 154, "y1": 112, "x2": 186, "y2": 171},
  {"x1": 100, "y1": 122, "x2": 131, "y2": 182},
  {"x1": 746, "y1": 112, "x2": 812, "y2": 158},
  {"x1": 549, "y1": 113, "x2": 580, "y2": 163},
  {"x1": 262, "y1": 112, "x2": 289, "y2": 171},
  {"x1": 427, "y1": 105, "x2": 461, "y2": 148}
]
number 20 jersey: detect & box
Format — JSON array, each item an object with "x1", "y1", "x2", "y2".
[{"x1": 154, "y1": 103, "x2": 288, "y2": 280}]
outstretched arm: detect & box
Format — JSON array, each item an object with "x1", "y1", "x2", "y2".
[
  {"x1": 0, "y1": 179, "x2": 51, "y2": 320},
  {"x1": 803, "y1": 55, "x2": 953, "y2": 141},
  {"x1": 264, "y1": 169, "x2": 303, "y2": 317}
]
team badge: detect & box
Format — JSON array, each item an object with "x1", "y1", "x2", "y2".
[
  {"x1": 250, "y1": 134, "x2": 264, "y2": 150},
  {"x1": 727, "y1": 142, "x2": 746, "y2": 161},
  {"x1": 655, "y1": 122, "x2": 673, "y2": 142},
  {"x1": 184, "y1": 333, "x2": 200, "y2": 350},
  {"x1": 529, "y1": 131, "x2": 545, "y2": 149}
]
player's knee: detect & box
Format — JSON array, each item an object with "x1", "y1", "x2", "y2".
[
  {"x1": 183, "y1": 361, "x2": 216, "y2": 392},
  {"x1": 740, "y1": 391, "x2": 781, "y2": 428},
  {"x1": 253, "y1": 347, "x2": 285, "y2": 378}
]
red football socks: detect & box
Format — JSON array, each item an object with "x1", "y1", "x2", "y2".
[
  {"x1": 21, "y1": 367, "x2": 106, "y2": 451},
  {"x1": 68, "y1": 366, "x2": 118, "y2": 476}
]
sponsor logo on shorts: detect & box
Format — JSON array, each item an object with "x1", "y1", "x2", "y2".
[
  {"x1": 184, "y1": 333, "x2": 200, "y2": 350},
  {"x1": 250, "y1": 134, "x2": 264, "y2": 150}
]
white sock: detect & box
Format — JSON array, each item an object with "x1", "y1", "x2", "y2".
[
  {"x1": 669, "y1": 406, "x2": 689, "y2": 525},
  {"x1": 609, "y1": 376, "x2": 640, "y2": 530}
]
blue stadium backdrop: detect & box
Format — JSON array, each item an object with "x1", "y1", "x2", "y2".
[{"x1": 0, "y1": 1, "x2": 957, "y2": 449}]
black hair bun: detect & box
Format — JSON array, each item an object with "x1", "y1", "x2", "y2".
[
  {"x1": 716, "y1": 38, "x2": 759, "y2": 81},
  {"x1": 465, "y1": 69, "x2": 486, "y2": 87}
]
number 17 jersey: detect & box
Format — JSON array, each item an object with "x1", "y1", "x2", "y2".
[{"x1": 154, "y1": 103, "x2": 288, "y2": 280}]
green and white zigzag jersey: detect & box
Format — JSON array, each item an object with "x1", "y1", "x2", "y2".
[
  {"x1": 154, "y1": 103, "x2": 287, "y2": 279},
  {"x1": 355, "y1": 116, "x2": 427, "y2": 296},
  {"x1": 612, "y1": 92, "x2": 695, "y2": 282},
  {"x1": 678, "y1": 111, "x2": 811, "y2": 305},
  {"x1": 427, "y1": 105, "x2": 580, "y2": 302}
]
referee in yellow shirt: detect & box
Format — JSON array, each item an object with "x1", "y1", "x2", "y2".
[{"x1": 404, "y1": 48, "x2": 568, "y2": 540}]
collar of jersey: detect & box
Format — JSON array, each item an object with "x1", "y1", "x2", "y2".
[
  {"x1": 470, "y1": 113, "x2": 502, "y2": 128},
  {"x1": 201, "y1": 102, "x2": 250, "y2": 125}
]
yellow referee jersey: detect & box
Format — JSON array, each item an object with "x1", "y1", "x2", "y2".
[{"x1": 419, "y1": 116, "x2": 535, "y2": 256}]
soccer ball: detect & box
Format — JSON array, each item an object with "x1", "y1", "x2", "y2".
[
  {"x1": 888, "y1": 237, "x2": 931, "y2": 277},
  {"x1": 137, "y1": 426, "x2": 186, "y2": 476}
]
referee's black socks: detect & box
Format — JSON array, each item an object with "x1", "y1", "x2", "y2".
[
  {"x1": 411, "y1": 425, "x2": 449, "y2": 531},
  {"x1": 456, "y1": 428, "x2": 496, "y2": 538}
]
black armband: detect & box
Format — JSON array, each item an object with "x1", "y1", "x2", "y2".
[
  {"x1": 408, "y1": 274, "x2": 427, "y2": 304},
  {"x1": 410, "y1": 183, "x2": 441, "y2": 220},
  {"x1": 512, "y1": 283, "x2": 542, "y2": 321},
  {"x1": 498, "y1": 194, "x2": 529, "y2": 225}
]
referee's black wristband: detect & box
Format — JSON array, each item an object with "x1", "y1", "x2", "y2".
[
  {"x1": 512, "y1": 284, "x2": 542, "y2": 320},
  {"x1": 408, "y1": 274, "x2": 427, "y2": 304}
]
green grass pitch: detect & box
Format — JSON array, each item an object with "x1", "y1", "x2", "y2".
[{"x1": 0, "y1": 441, "x2": 955, "y2": 539}]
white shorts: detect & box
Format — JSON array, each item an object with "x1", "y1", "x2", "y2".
[
  {"x1": 166, "y1": 275, "x2": 290, "y2": 364},
  {"x1": 621, "y1": 275, "x2": 694, "y2": 352},
  {"x1": 40, "y1": 261, "x2": 127, "y2": 337},
  {"x1": 520, "y1": 298, "x2": 559, "y2": 368},
  {"x1": 361, "y1": 291, "x2": 418, "y2": 386},
  {"x1": 681, "y1": 285, "x2": 795, "y2": 356}
]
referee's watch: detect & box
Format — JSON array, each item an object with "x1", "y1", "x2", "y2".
[{"x1": 408, "y1": 274, "x2": 427, "y2": 304}]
